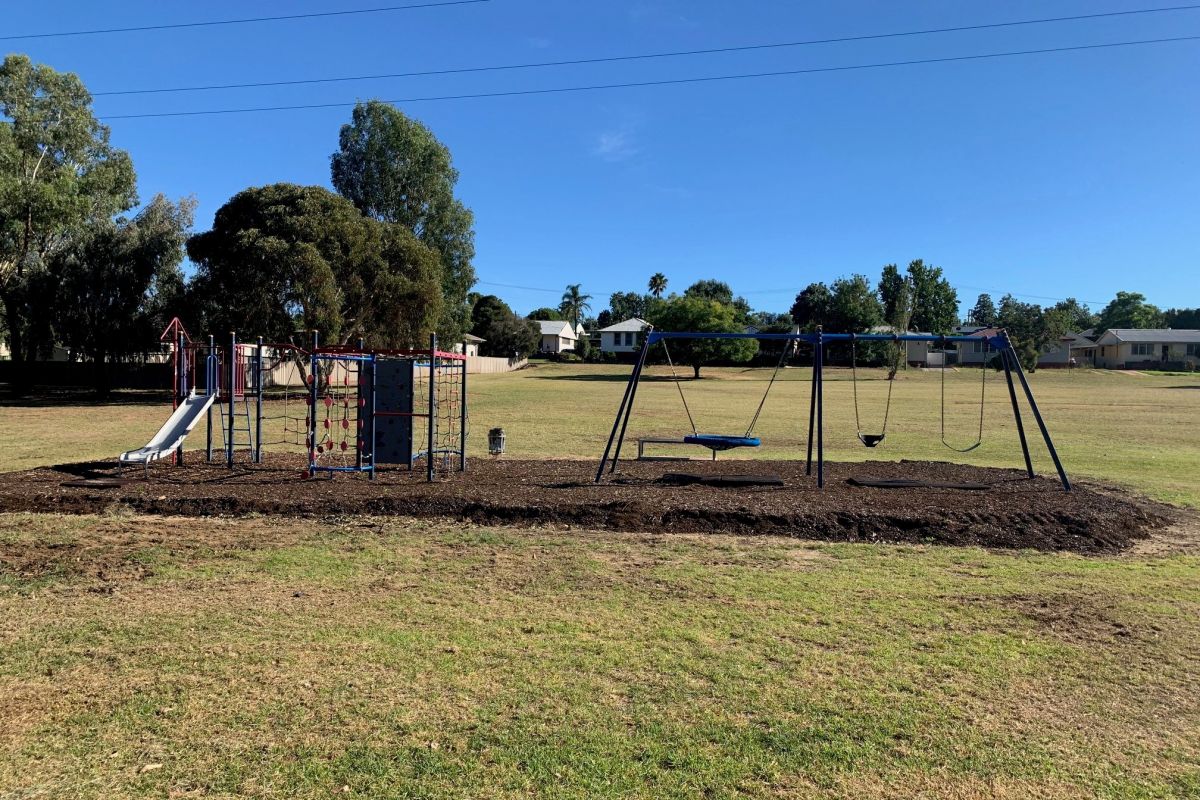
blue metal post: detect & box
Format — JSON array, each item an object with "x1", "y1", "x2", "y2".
[
  {"x1": 595, "y1": 337, "x2": 646, "y2": 483},
  {"x1": 1001, "y1": 347, "x2": 1035, "y2": 478},
  {"x1": 227, "y1": 331, "x2": 236, "y2": 469},
  {"x1": 608, "y1": 334, "x2": 652, "y2": 475},
  {"x1": 816, "y1": 326, "x2": 825, "y2": 489},
  {"x1": 806, "y1": 341, "x2": 817, "y2": 476},
  {"x1": 255, "y1": 336, "x2": 264, "y2": 464},
  {"x1": 206, "y1": 334, "x2": 215, "y2": 463},
  {"x1": 428, "y1": 333, "x2": 437, "y2": 482},
  {"x1": 1007, "y1": 343, "x2": 1071, "y2": 491},
  {"x1": 369, "y1": 353, "x2": 377, "y2": 480},
  {"x1": 460, "y1": 345, "x2": 468, "y2": 472},
  {"x1": 176, "y1": 330, "x2": 186, "y2": 466},
  {"x1": 308, "y1": 331, "x2": 319, "y2": 479}
]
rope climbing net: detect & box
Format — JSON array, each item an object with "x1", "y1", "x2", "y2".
[
  {"x1": 413, "y1": 352, "x2": 467, "y2": 476},
  {"x1": 308, "y1": 353, "x2": 371, "y2": 476}
]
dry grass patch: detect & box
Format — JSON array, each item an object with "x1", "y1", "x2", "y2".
[{"x1": 1, "y1": 513, "x2": 1198, "y2": 798}]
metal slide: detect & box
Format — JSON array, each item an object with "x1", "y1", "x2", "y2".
[{"x1": 120, "y1": 392, "x2": 216, "y2": 471}]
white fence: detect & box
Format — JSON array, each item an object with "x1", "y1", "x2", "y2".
[{"x1": 259, "y1": 353, "x2": 525, "y2": 388}]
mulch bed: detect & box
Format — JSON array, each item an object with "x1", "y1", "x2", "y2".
[{"x1": 0, "y1": 455, "x2": 1180, "y2": 554}]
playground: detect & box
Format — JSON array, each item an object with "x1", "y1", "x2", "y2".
[{"x1": 2, "y1": 350, "x2": 1200, "y2": 798}]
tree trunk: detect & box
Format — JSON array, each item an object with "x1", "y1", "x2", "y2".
[{"x1": 692, "y1": 364, "x2": 701, "y2": 379}]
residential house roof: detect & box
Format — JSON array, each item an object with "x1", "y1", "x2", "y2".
[
  {"x1": 1096, "y1": 329, "x2": 1200, "y2": 345},
  {"x1": 537, "y1": 320, "x2": 577, "y2": 339},
  {"x1": 598, "y1": 317, "x2": 651, "y2": 333},
  {"x1": 462, "y1": 333, "x2": 485, "y2": 343}
]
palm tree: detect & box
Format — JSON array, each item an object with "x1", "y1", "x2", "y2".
[
  {"x1": 648, "y1": 272, "x2": 668, "y2": 298},
  {"x1": 559, "y1": 284, "x2": 593, "y2": 332}
]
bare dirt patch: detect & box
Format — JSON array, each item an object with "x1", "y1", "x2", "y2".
[{"x1": 0, "y1": 456, "x2": 1181, "y2": 554}]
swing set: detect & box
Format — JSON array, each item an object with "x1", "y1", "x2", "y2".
[{"x1": 596, "y1": 327, "x2": 1069, "y2": 491}]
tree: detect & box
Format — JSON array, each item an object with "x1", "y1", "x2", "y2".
[
  {"x1": 968, "y1": 293, "x2": 998, "y2": 327},
  {"x1": 50, "y1": 194, "x2": 193, "y2": 394},
  {"x1": 828, "y1": 275, "x2": 883, "y2": 333},
  {"x1": 595, "y1": 310, "x2": 613, "y2": 329},
  {"x1": 187, "y1": 184, "x2": 442, "y2": 348},
  {"x1": 997, "y1": 294, "x2": 1071, "y2": 370},
  {"x1": 648, "y1": 272, "x2": 667, "y2": 298},
  {"x1": 470, "y1": 295, "x2": 538, "y2": 358},
  {"x1": 331, "y1": 101, "x2": 476, "y2": 341},
  {"x1": 1049, "y1": 297, "x2": 1096, "y2": 332},
  {"x1": 905, "y1": 259, "x2": 959, "y2": 334},
  {"x1": 559, "y1": 283, "x2": 592, "y2": 331},
  {"x1": 527, "y1": 307, "x2": 563, "y2": 321},
  {"x1": 1165, "y1": 307, "x2": 1200, "y2": 329},
  {"x1": 648, "y1": 295, "x2": 758, "y2": 378},
  {"x1": 608, "y1": 291, "x2": 647, "y2": 322},
  {"x1": 1, "y1": 54, "x2": 137, "y2": 372},
  {"x1": 683, "y1": 279, "x2": 751, "y2": 323},
  {"x1": 879, "y1": 267, "x2": 914, "y2": 378},
  {"x1": 1097, "y1": 291, "x2": 1164, "y2": 332},
  {"x1": 790, "y1": 283, "x2": 832, "y2": 332},
  {"x1": 877, "y1": 264, "x2": 911, "y2": 324}
]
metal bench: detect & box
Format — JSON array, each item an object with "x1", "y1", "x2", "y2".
[{"x1": 637, "y1": 437, "x2": 720, "y2": 461}]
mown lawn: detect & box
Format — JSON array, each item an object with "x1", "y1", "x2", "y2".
[
  {"x1": 2, "y1": 365, "x2": 1198, "y2": 798},
  {"x1": 4, "y1": 363, "x2": 1199, "y2": 505},
  {"x1": 1, "y1": 513, "x2": 1198, "y2": 799}
]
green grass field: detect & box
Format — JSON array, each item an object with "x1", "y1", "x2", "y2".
[{"x1": 1, "y1": 364, "x2": 1199, "y2": 798}]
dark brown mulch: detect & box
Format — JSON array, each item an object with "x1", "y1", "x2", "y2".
[{"x1": 0, "y1": 455, "x2": 1180, "y2": 554}]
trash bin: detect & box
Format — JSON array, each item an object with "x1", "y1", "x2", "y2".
[{"x1": 488, "y1": 427, "x2": 505, "y2": 456}]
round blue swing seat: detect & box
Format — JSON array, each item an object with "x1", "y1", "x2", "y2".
[{"x1": 683, "y1": 434, "x2": 762, "y2": 451}]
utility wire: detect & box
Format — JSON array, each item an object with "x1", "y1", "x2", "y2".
[
  {"x1": 93, "y1": 4, "x2": 1200, "y2": 97},
  {"x1": 100, "y1": 34, "x2": 1200, "y2": 120},
  {"x1": 0, "y1": 0, "x2": 490, "y2": 42}
]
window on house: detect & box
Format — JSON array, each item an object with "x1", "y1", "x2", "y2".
[
  {"x1": 1187, "y1": 343, "x2": 1199, "y2": 357},
  {"x1": 1131, "y1": 343, "x2": 1154, "y2": 356},
  {"x1": 624, "y1": 332, "x2": 633, "y2": 346}
]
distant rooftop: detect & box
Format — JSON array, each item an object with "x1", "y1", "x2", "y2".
[
  {"x1": 1101, "y1": 329, "x2": 1200, "y2": 343},
  {"x1": 598, "y1": 317, "x2": 650, "y2": 333}
]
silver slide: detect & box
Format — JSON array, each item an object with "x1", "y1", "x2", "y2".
[{"x1": 120, "y1": 392, "x2": 216, "y2": 470}]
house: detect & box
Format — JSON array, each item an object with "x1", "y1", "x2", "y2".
[
  {"x1": 1092, "y1": 329, "x2": 1200, "y2": 369},
  {"x1": 598, "y1": 318, "x2": 651, "y2": 354},
  {"x1": 536, "y1": 320, "x2": 579, "y2": 354},
  {"x1": 455, "y1": 334, "x2": 484, "y2": 358},
  {"x1": 868, "y1": 325, "x2": 938, "y2": 366},
  {"x1": 1038, "y1": 332, "x2": 1098, "y2": 368}
]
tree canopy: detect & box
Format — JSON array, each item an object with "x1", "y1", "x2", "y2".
[
  {"x1": 470, "y1": 295, "x2": 539, "y2": 358},
  {"x1": 1, "y1": 54, "x2": 137, "y2": 369},
  {"x1": 904, "y1": 259, "x2": 958, "y2": 334},
  {"x1": 527, "y1": 307, "x2": 563, "y2": 321},
  {"x1": 790, "y1": 283, "x2": 833, "y2": 332},
  {"x1": 1097, "y1": 291, "x2": 1164, "y2": 332},
  {"x1": 559, "y1": 284, "x2": 591, "y2": 330},
  {"x1": 997, "y1": 294, "x2": 1071, "y2": 370},
  {"x1": 50, "y1": 194, "x2": 193, "y2": 392},
  {"x1": 187, "y1": 183, "x2": 442, "y2": 349},
  {"x1": 331, "y1": 101, "x2": 476, "y2": 341},
  {"x1": 828, "y1": 275, "x2": 882, "y2": 333},
  {"x1": 968, "y1": 293, "x2": 998, "y2": 327},
  {"x1": 608, "y1": 291, "x2": 649, "y2": 322},
  {"x1": 649, "y1": 295, "x2": 757, "y2": 378},
  {"x1": 648, "y1": 272, "x2": 667, "y2": 298}
]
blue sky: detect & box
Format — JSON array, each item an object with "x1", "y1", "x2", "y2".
[{"x1": 8, "y1": 1, "x2": 1199, "y2": 317}]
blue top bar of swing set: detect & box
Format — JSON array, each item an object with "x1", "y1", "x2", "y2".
[{"x1": 645, "y1": 331, "x2": 1009, "y2": 348}]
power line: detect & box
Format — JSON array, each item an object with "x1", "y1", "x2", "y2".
[
  {"x1": 93, "y1": 4, "x2": 1200, "y2": 97},
  {"x1": 0, "y1": 0, "x2": 490, "y2": 42},
  {"x1": 957, "y1": 285, "x2": 1108, "y2": 306},
  {"x1": 99, "y1": 34, "x2": 1200, "y2": 120}
]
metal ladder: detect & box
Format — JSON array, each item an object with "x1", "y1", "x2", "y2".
[{"x1": 218, "y1": 395, "x2": 255, "y2": 461}]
